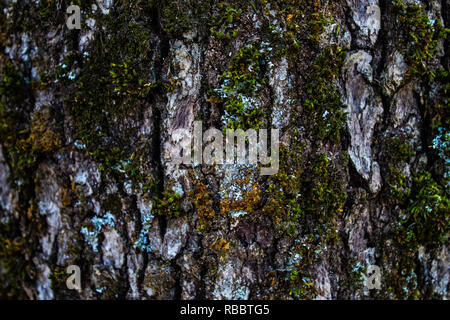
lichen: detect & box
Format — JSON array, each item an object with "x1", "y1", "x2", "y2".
[{"x1": 190, "y1": 181, "x2": 215, "y2": 232}]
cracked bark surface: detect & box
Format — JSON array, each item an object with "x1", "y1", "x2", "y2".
[{"x1": 0, "y1": 0, "x2": 449, "y2": 299}]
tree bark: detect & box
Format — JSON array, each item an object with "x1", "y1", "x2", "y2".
[{"x1": 0, "y1": 0, "x2": 448, "y2": 299}]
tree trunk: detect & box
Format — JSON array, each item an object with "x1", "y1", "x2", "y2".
[{"x1": 0, "y1": 0, "x2": 448, "y2": 299}]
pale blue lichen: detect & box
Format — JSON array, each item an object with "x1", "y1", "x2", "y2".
[
  {"x1": 230, "y1": 210, "x2": 247, "y2": 218},
  {"x1": 134, "y1": 209, "x2": 154, "y2": 253},
  {"x1": 432, "y1": 127, "x2": 450, "y2": 187},
  {"x1": 81, "y1": 212, "x2": 116, "y2": 252}
]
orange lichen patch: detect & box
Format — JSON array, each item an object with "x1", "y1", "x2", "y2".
[
  {"x1": 312, "y1": 0, "x2": 322, "y2": 12},
  {"x1": 28, "y1": 108, "x2": 61, "y2": 153},
  {"x1": 26, "y1": 200, "x2": 34, "y2": 220},
  {"x1": 211, "y1": 237, "x2": 230, "y2": 259},
  {"x1": 190, "y1": 182, "x2": 215, "y2": 232},
  {"x1": 0, "y1": 238, "x2": 24, "y2": 257},
  {"x1": 220, "y1": 184, "x2": 261, "y2": 216},
  {"x1": 59, "y1": 188, "x2": 71, "y2": 207}
]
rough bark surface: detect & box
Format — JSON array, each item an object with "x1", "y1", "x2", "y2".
[{"x1": 0, "y1": 0, "x2": 449, "y2": 299}]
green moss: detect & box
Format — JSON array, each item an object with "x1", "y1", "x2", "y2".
[
  {"x1": 108, "y1": 59, "x2": 156, "y2": 97},
  {"x1": 339, "y1": 258, "x2": 366, "y2": 291},
  {"x1": 305, "y1": 153, "x2": 347, "y2": 222},
  {"x1": 209, "y1": 3, "x2": 243, "y2": 41},
  {"x1": 0, "y1": 61, "x2": 27, "y2": 107},
  {"x1": 37, "y1": 0, "x2": 57, "y2": 23},
  {"x1": 262, "y1": 237, "x2": 318, "y2": 299},
  {"x1": 304, "y1": 45, "x2": 347, "y2": 144},
  {"x1": 0, "y1": 58, "x2": 43, "y2": 298},
  {"x1": 0, "y1": 222, "x2": 27, "y2": 298},
  {"x1": 288, "y1": 271, "x2": 317, "y2": 299},
  {"x1": 263, "y1": 146, "x2": 304, "y2": 236},
  {"x1": 259, "y1": 1, "x2": 346, "y2": 143},
  {"x1": 264, "y1": 147, "x2": 346, "y2": 236},
  {"x1": 153, "y1": 189, "x2": 182, "y2": 218},
  {"x1": 225, "y1": 45, "x2": 263, "y2": 94},
  {"x1": 65, "y1": 2, "x2": 162, "y2": 174},
  {"x1": 393, "y1": 0, "x2": 449, "y2": 81},
  {"x1": 261, "y1": 0, "x2": 329, "y2": 58},
  {"x1": 432, "y1": 69, "x2": 450, "y2": 129},
  {"x1": 262, "y1": 139, "x2": 347, "y2": 297},
  {"x1": 212, "y1": 45, "x2": 265, "y2": 130},
  {"x1": 0, "y1": 61, "x2": 58, "y2": 176},
  {"x1": 386, "y1": 256, "x2": 421, "y2": 299},
  {"x1": 160, "y1": 0, "x2": 194, "y2": 36},
  {"x1": 49, "y1": 265, "x2": 78, "y2": 296},
  {"x1": 383, "y1": 135, "x2": 415, "y2": 201},
  {"x1": 158, "y1": 0, "x2": 212, "y2": 37},
  {"x1": 397, "y1": 171, "x2": 449, "y2": 248},
  {"x1": 382, "y1": 133, "x2": 449, "y2": 298}
]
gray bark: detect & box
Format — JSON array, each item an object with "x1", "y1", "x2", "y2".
[{"x1": 0, "y1": 0, "x2": 448, "y2": 299}]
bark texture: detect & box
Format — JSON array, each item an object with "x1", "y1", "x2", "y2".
[{"x1": 0, "y1": 0, "x2": 449, "y2": 299}]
